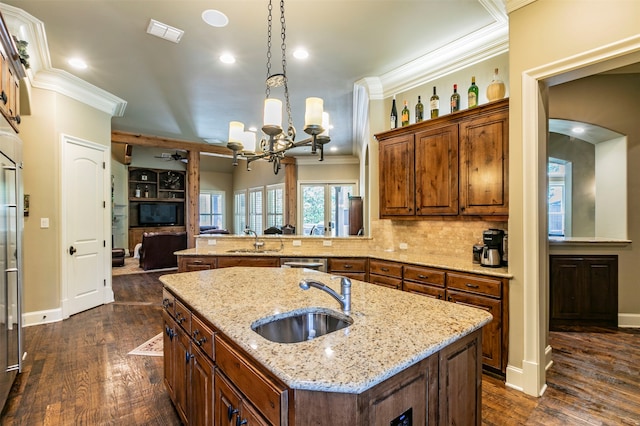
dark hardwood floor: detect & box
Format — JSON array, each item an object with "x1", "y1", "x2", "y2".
[{"x1": 1, "y1": 272, "x2": 638, "y2": 425}]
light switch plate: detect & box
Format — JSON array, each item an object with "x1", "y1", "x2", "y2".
[
  {"x1": 323, "y1": 240, "x2": 332, "y2": 247},
  {"x1": 40, "y1": 218, "x2": 49, "y2": 228},
  {"x1": 207, "y1": 239, "x2": 216, "y2": 245},
  {"x1": 292, "y1": 240, "x2": 302, "y2": 247},
  {"x1": 399, "y1": 242, "x2": 408, "y2": 250}
]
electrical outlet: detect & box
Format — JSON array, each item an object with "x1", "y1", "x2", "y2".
[
  {"x1": 399, "y1": 242, "x2": 408, "y2": 250},
  {"x1": 207, "y1": 239, "x2": 216, "y2": 245},
  {"x1": 323, "y1": 240, "x2": 332, "y2": 247},
  {"x1": 292, "y1": 240, "x2": 302, "y2": 247},
  {"x1": 40, "y1": 218, "x2": 49, "y2": 228}
]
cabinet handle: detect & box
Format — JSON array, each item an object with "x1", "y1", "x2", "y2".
[
  {"x1": 448, "y1": 296, "x2": 453, "y2": 301},
  {"x1": 344, "y1": 264, "x2": 352, "y2": 269},
  {"x1": 381, "y1": 267, "x2": 389, "y2": 272},
  {"x1": 0, "y1": 91, "x2": 6, "y2": 105},
  {"x1": 227, "y1": 405, "x2": 239, "y2": 421},
  {"x1": 237, "y1": 418, "x2": 248, "y2": 426},
  {"x1": 193, "y1": 260, "x2": 204, "y2": 264},
  {"x1": 185, "y1": 352, "x2": 194, "y2": 363},
  {"x1": 465, "y1": 283, "x2": 480, "y2": 289},
  {"x1": 418, "y1": 274, "x2": 427, "y2": 279}
]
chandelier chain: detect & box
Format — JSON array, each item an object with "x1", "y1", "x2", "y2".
[
  {"x1": 279, "y1": 0, "x2": 293, "y2": 130},
  {"x1": 265, "y1": 0, "x2": 274, "y2": 98}
]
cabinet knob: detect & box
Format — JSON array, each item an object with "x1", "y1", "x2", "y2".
[{"x1": 0, "y1": 91, "x2": 6, "y2": 105}]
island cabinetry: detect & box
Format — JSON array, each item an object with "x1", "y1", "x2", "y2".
[
  {"x1": 179, "y1": 255, "x2": 218, "y2": 272},
  {"x1": 162, "y1": 292, "x2": 216, "y2": 425},
  {"x1": 217, "y1": 256, "x2": 280, "y2": 269},
  {"x1": 403, "y1": 265, "x2": 446, "y2": 300},
  {"x1": 328, "y1": 257, "x2": 368, "y2": 281},
  {"x1": 446, "y1": 272, "x2": 506, "y2": 373},
  {"x1": 376, "y1": 98, "x2": 508, "y2": 220},
  {"x1": 215, "y1": 335, "x2": 288, "y2": 425},
  {"x1": 215, "y1": 370, "x2": 270, "y2": 426},
  {"x1": 368, "y1": 259, "x2": 403, "y2": 290}
]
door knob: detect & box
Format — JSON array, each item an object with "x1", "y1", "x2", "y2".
[{"x1": 69, "y1": 246, "x2": 77, "y2": 255}]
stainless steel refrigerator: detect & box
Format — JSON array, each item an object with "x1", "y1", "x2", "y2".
[{"x1": 0, "y1": 129, "x2": 22, "y2": 409}]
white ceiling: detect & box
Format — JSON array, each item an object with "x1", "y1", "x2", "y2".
[{"x1": 2, "y1": 0, "x2": 508, "y2": 157}]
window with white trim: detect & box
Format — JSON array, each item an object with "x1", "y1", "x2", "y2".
[
  {"x1": 548, "y1": 158, "x2": 572, "y2": 237},
  {"x1": 248, "y1": 187, "x2": 264, "y2": 235},
  {"x1": 199, "y1": 191, "x2": 225, "y2": 229},
  {"x1": 234, "y1": 190, "x2": 246, "y2": 235},
  {"x1": 266, "y1": 183, "x2": 284, "y2": 229}
]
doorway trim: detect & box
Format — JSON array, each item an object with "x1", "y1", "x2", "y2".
[
  {"x1": 518, "y1": 35, "x2": 640, "y2": 396},
  {"x1": 60, "y1": 134, "x2": 114, "y2": 319}
]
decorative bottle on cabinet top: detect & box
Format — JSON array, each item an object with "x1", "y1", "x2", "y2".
[
  {"x1": 390, "y1": 96, "x2": 398, "y2": 129},
  {"x1": 468, "y1": 76, "x2": 479, "y2": 108},
  {"x1": 429, "y1": 87, "x2": 439, "y2": 119},
  {"x1": 401, "y1": 100, "x2": 410, "y2": 126},
  {"x1": 415, "y1": 96, "x2": 424, "y2": 123},
  {"x1": 486, "y1": 68, "x2": 506, "y2": 101},
  {"x1": 450, "y1": 84, "x2": 460, "y2": 113}
]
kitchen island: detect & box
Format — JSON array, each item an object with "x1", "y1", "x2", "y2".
[{"x1": 161, "y1": 267, "x2": 492, "y2": 425}]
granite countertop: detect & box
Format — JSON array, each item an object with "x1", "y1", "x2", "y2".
[
  {"x1": 160, "y1": 267, "x2": 493, "y2": 394},
  {"x1": 175, "y1": 246, "x2": 512, "y2": 279}
]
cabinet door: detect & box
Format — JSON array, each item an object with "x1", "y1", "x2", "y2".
[
  {"x1": 174, "y1": 325, "x2": 191, "y2": 424},
  {"x1": 459, "y1": 109, "x2": 509, "y2": 216},
  {"x1": 379, "y1": 134, "x2": 415, "y2": 217},
  {"x1": 446, "y1": 290, "x2": 502, "y2": 371},
  {"x1": 415, "y1": 124, "x2": 459, "y2": 215},
  {"x1": 584, "y1": 257, "x2": 618, "y2": 322},
  {"x1": 190, "y1": 347, "x2": 215, "y2": 426},
  {"x1": 162, "y1": 310, "x2": 176, "y2": 402},
  {"x1": 550, "y1": 257, "x2": 582, "y2": 320},
  {"x1": 215, "y1": 370, "x2": 243, "y2": 426}
]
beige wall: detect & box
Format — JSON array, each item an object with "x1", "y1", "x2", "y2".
[
  {"x1": 20, "y1": 87, "x2": 111, "y2": 314},
  {"x1": 508, "y1": 0, "x2": 640, "y2": 394}
]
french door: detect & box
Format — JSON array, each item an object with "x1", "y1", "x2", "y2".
[{"x1": 299, "y1": 182, "x2": 356, "y2": 237}]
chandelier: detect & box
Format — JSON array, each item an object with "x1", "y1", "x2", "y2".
[{"x1": 226, "y1": 0, "x2": 330, "y2": 175}]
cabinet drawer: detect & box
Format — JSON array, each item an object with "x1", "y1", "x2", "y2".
[
  {"x1": 369, "y1": 259, "x2": 403, "y2": 278},
  {"x1": 217, "y1": 256, "x2": 280, "y2": 268},
  {"x1": 369, "y1": 274, "x2": 402, "y2": 290},
  {"x1": 162, "y1": 288, "x2": 175, "y2": 317},
  {"x1": 338, "y1": 272, "x2": 367, "y2": 282},
  {"x1": 447, "y1": 272, "x2": 502, "y2": 298},
  {"x1": 191, "y1": 314, "x2": 215, "y2": 361},
  {"x1": 404, "y1": 265, "x2": 445, "y2": 287},
  {"x1": 403, "y1": 281, "x2": 445, "y2": 300},
  {"x1": 215, "y1": 336, "x2": 287, "y2": 426},
  {"x1": 174, "y1": 298, "x2": 192, "y2": 332},
  {"x1": 178, "y1": 256, "x2": 216, "y2": 272},
  {"x1": 328, "y1": 257, "x2": 367, "y2": 273}
]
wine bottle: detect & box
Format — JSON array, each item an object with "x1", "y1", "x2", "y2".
[
  {"x1": 486, "y1": 68, "x2": 506, "y2": 101},
  {"x1": 135, "y1": 184, "x2": 141, "y2": 198},
  {"x1": 401, "y1": 100, "x2": 410, "y2": 126},
  {"x1": 144, "y1": 185, "x2": 150, "y2": 198},
  {"x1": 429, "y1": 87, "x2": 439, "y2": 119},
  {"x1": 390, "y1": 96, "x2": 398, "y2": 129},
  {"x1": 468, "y1": 76, "x2": 479, "y2": 108},
  {"x1": 415, "y1": 96, "x2": 424, "y2": 123},
  {"x1": 450, "y1": 84, "x2": 460, "y2": 113}
]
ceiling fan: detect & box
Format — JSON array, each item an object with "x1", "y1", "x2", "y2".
[{"x1": 155, "y1": 151, "x2": 187, "y2": 163}]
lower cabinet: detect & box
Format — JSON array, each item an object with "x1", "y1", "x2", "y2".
[
  {"x1": 215, "y1": 370, "x2": 270, "y2": 426},
  {"x1": 368, "y1": 259, "x2": 403, "y2": 289},
  {"x1": 328, "y1": 257, "x2": 368, "y2": 281},
  {"x1": 549, "y1": 255, "x2": 618, "y2": 327},
  {"x1": 402, "y1": 265, "x2": 446, "y2": 300},
  {"x1": 179, "y1": 256, "x2": 217, "y2": 272}
]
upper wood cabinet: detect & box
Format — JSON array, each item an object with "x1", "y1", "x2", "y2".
[
  {"x1": 0, "y1": 11, "x2": 26, "y2": 133},
  {"x1": 376, "y1": 99, "x2": 509, "y2": 220}
]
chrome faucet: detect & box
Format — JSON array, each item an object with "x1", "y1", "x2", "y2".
[
  {"x1": 299, "y1": 276, "x2": 351, "y2": 315},
  {"x1": 244, "y1": 227, "x2": 264, "y2": 250}
]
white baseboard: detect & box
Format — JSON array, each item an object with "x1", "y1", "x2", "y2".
[
  {"x1": 545, "y1": 344, "x2": 554, "y2": 371},
  {"x1": 618, "y1": 313, "x2": 640, "y2": 328},
  {"x1": 23, "y1": 308, "x2": 64, "y2": 327},
  {"x1": 505, "y1": 364, "x2": 524, "y2": 392}
]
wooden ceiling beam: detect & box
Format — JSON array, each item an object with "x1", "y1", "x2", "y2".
[{"x1": 111, "y1": 130, "x2": 232, "y2": 156}]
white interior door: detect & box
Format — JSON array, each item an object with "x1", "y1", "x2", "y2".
[{"x1": 62, "y1": 135, "x2": 109, "y2": 316}]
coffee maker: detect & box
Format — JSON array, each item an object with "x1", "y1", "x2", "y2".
[{"x1": 481, "y1": 229, "x2": 504, "y2": 267}]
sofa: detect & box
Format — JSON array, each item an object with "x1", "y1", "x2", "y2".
[
  {"x1": 199, "y1": 225, "x2": 230, "y2": 235},
  {"x1": 139, "y1": 231, "x2": 187, "y2": 271}
]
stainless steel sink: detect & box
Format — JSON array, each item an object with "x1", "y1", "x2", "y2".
[{"x1": 251, "y1": 308, "x2": 353, "y2": 343}]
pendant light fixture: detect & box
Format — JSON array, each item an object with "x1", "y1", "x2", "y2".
[{"x1": 226, "y1": 0, "x2": 330, "y2": 174}]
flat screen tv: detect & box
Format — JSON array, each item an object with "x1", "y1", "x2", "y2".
[{"x1": 139, "y1": 203, "x2": 178, "y2": 226}]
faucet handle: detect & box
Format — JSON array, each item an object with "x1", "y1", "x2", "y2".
[{"x1": 331, "y1": 275, "x2": 352, "y2": 288}]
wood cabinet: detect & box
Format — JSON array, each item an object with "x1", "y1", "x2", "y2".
[
  {"x1": 179, "y1": 255, "x2": 218, "y2": 272},
  {"x1": 215, "y1": 370, "x2": 270, "y2": 426},
  {"x1": 368, "y1": 259, "x2": 403, "y2": 290},
  {"x1": 376, "y1": 99, "x2": 509, "y2": 220},
  {"x1": 0, "y1": 19, "x2": 25, "y2": 133},
  {"x1": 128, "y1": 167, "x2": 186, "y2": 253},
  {"x1": 549, "y1": 255, "x2": 618, "y2": 328},
  {"x1": 328, "y1": 257, "x2": 368, "y2": 281},
  {"x1": 348, "y1": 196, "x2": 364, "y2": 235},
  {"x1": 403, "y1": 264, "x2": 446, "y2": 300},
  {"x1": 446, "y1": 272, "x2": 506, "y2": 373},
  {"x1": 217, "y1": 256, "x2": 280, "y2": 269},
  {"x1": 162, "y1": 291, "x2": 216, "y2": 425}
]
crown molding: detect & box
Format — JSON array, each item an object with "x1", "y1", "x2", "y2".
[
  {"x1": 378, "y1": 0, "x2": 509, "y2": 98},
  {"x1": 505, "y1": 0, "x2": 537, "y2": 14},
  {"x1": 0, "y1": 3, "x2": 126, "y2": 117}
]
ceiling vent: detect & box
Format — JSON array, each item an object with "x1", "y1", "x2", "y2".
[{"x1": 146, "y1": 19, "x2": 184, "y2": 43}]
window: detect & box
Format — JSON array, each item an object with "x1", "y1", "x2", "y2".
[
  {"x1": 199, "y1": 191, "x2": 225, "y2": 229},
  {"x1": 248, "y1": 187, "x2": 264, "y2": 235},
  {"x1": 299, "y1": 182, "x2": 356, "y2": 237},
  {"x1": 234, "y1": 190, "x2": 246, "y2": 235},
  {"x1": 266, "y1": 184, "x2": 284, "y2": 229},
  {"x1": 548, "y1": 158, "x2": 572, "y2": 237}
]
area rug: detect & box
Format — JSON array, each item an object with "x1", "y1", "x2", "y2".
[
  {"x1": 128, "y1": 333, "x2": 163, "y2": 356},
  {"x1": 112, "y1": 256, "x2": 178, "y2": 276}
]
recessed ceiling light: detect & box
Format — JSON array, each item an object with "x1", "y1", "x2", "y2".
[
  {"x1": 572, "y1": 126, "x2": 585, "y2": 134},
  {"x1": 247, "y1": 126, "x2": 258, "y2": 132},
  {"x1": 330, "y1": 146, "x2": 338, "y2": 152},
  {"x1": 293, "y1": 48, "x2": 308, "y2": 59},
  {"x1": 219, "y1": 53, "x2": 236, "y2": 64},
  {"x1": 202, "y1": 9, "x2": 229, "y2": 27},
  {"x1": 68, "y1": 58, "x2": 87, "y2": 69}
]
